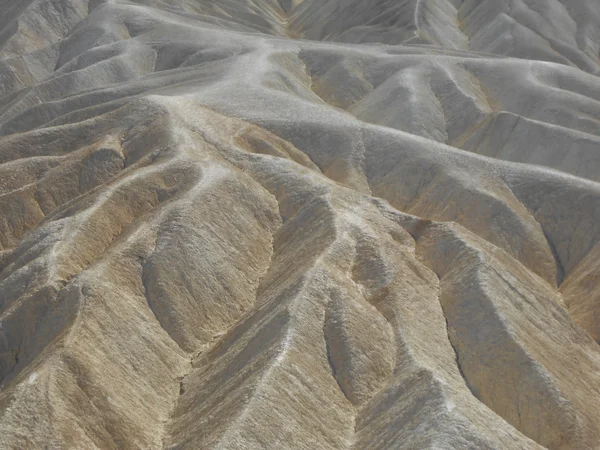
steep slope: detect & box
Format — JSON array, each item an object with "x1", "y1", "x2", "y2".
[{"x1": 1, "y1": 0, "x2": 600, "y2": 449}]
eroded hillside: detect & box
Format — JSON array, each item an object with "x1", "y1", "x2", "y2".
[{"x1": 1, "y1": 0, "x2": 600, "y2": 448}]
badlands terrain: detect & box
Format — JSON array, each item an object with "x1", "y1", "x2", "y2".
[{"x1": 1, "y1": 0, "x2": 600, "y2": 448}]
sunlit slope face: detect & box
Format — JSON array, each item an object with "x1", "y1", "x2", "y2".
[{"x1": 1, "y1": 0, "x2": 600, "y2": 449}]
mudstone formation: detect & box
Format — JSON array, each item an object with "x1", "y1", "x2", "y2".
[{"x1": 1, "y1": 0, "x2": 600, "y2": 449}]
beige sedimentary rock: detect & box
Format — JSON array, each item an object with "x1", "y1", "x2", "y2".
[{"x1": 1, "y1": 0, "x2": 600, "y2": 449}]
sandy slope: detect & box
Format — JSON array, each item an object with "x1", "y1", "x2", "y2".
[{"x1": 1, "y1": 0, "x2": 600, "y2": 448}]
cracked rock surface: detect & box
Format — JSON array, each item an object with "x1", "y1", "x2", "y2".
[{"x1": 1, "y1": 0, "x2": 600, "y2": 448}]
